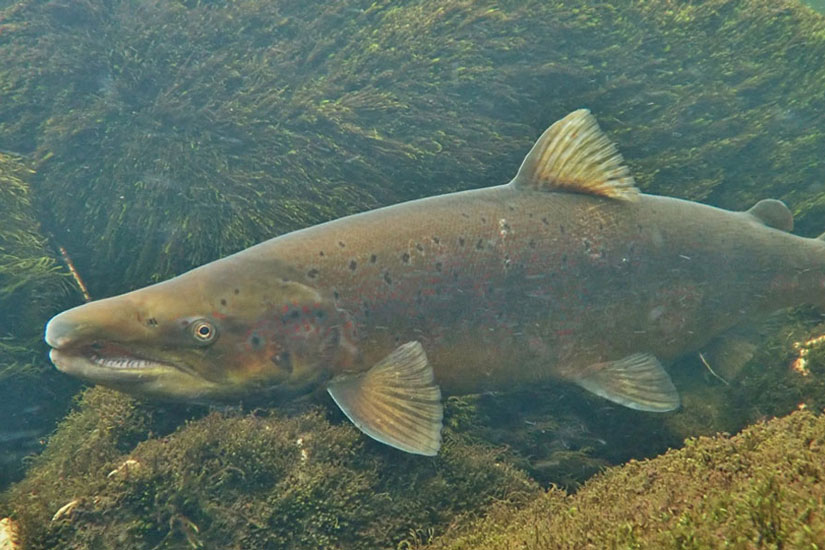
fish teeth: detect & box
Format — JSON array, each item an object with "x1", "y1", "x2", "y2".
[{"x1": 90, "y1": 354, "x2": 151, "y2": 369}]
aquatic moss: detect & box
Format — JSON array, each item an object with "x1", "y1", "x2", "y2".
[
  {"x1": 1, "y1": 387, "x2": 537, "y2": 549},
  {"x1": 0, "y1": 152, "x2": 78, "y2": 488},
  {"x1": 0, "y1": 152, "x2": 66, "y2": 368},
  {"x1": 427, "y1": 408, "x2": 825, "y2": 550},
  {"x1": 1, "y1": 0, "x2": 825, "y2": 296},
  {"x1": 2, "y1": 0, "x2": 825, "y2": 543}
]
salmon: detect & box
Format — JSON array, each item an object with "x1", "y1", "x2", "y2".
[{"x1": 45, "y1": 110, "x2": 825, "y2": 455}]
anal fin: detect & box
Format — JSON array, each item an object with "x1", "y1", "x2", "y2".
[
  {"x1": 573, "y1": 353, "x2": 680, "y2": 412},
  {"x1": 327, "y1": 341, "x2": 443, "y2": 456}
]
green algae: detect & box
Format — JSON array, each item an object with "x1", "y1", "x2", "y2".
[
  {"x1": 427, "y1": 408, "x2": 825, "y2": 550},
  {"x1": 1, "y1": 387, "x2": 537, "y2": 550},
  {"x1": 0, "y1": 152, "x2": 78, "y2": 488},
  {"x1": 0, "y1": 153, "x2": 66, "y2": 371},
  {"x1": 2, "y1": 0, "x2": 825, "y2": 545},
  {"x1": 2, "y1": 0, "x2": 825, "y2": 296}
]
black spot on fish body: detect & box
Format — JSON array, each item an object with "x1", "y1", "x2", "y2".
[
  {"x1": 307, "y1": 268, "x2": 319, "y2": 279},
  {"x1": 234, "y1": 288, "x2": 240, "y2": 295},
  {"x1": 370, "y1": 254, "x2": 377, "y2": 264},
  {"x1": 220, "y1": 299, "x2": 227, "y2": 306},
  {"x1": 319, "y1": 250, "x2": 325, "y2": 257},
  {"x1": 249, "y1": 334, "x2": 263, "y2": 350},
  {"x1": 435, "y1": 261, "x2": 442, "y2": 272},
  {"x1": 383, "y1": 271, "x2": 392, "y2": 285},
  {"x1": 583, "y1": 239, "x2": 592, "y2": 253},
  {"x1": 432, "y1": 236, "x2": 440, "y2": 245},
  {"x1": 415, "y1": 243, "x2": 424, "y2": 253},
  {"x1": 458, "y1": 237, "x2": 465, "y2": 247},
  {"x1": 461, "y1": 212, "x2": 469, "y2": 218},
  {"x1": 559, "y1": 224, "x2": 565, "y2": 234},
  {"x1": 401, "y1": 252, "x2": 410, "y2": 264},
  {"x1": 338, "y1": 241, "x2": 346, "y2": 248},
  {"x1": 333, "y1": 290, "x2": 340, "y2": 301},
  {"x1": 476, "y1": 239, "x2": 484, "y2": 250},
  {"x1": 349, "y1": 260, "x2": 357, "y2": 271},
  {"x1": 529, "y1": 239, "x2": 537, "y2": 249},
  {"x1": 481, "y1": 216, "x2": 487, "y2": 223},
  {"x1": 542, "y1": 217, "x2": 549, "y2": 226},
  {"x1": 146, "y1": 317, "x2": 159, "y2": 328}
]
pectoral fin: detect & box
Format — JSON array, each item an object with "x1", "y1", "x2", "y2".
[
  {"x1": 327, "y1": 341, "x2": 443, "y2": 456},
  {"x1": 573, "y1": 353, "x2": 680, "y2": 412}
]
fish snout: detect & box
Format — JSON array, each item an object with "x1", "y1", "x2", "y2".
[
  {"x1": 44, "y1": 298, "x2": 133, "y2": 349},
  {"x1": 45, "y1": 310, "x2": 80, "y2": 349}
]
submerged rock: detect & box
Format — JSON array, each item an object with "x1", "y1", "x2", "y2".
[
  {"x1": 0, "y1": 388, "x2": 537, "y2": 549},
  {"x1": 427, "y1": 409, "x2": 825, "y2": 549}
]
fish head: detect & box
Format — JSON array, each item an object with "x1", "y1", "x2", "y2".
[{"x1": 45, "y1": 268, "x2": 350, "y2": 402}]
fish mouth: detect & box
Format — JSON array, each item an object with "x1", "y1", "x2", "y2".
[{"x1": 48, "y1": 342, "x2": 184, "y2": 385}]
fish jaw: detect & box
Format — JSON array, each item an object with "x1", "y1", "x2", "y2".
[
  {"x1": 44, "y1": 297, "x2": 222, "y2": 400},
  {"x1": 47, "y1": 347, "x2": 217, "y2": 399}
]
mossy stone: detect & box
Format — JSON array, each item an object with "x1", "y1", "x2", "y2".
[
  {"x1": 1, "y1": 387, "x2": 537, "y2": 550},
  {"x1": 428, "y1": 409, "x2": 825, "y2": 549}
]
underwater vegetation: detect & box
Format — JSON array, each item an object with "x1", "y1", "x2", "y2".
[
  {"x1": 0, "y1": 387, "x2": 538, "y2": 549},
  {"x1": 0, "y1": 153, "x2": 77, "y2": 487},
  {"x1": 426, "y1": 408, "x2": 825, "y2": 550},
  {"x1": 1, "y1": 0, "x2": 825, "y2": 297},
  {"x1": 804, "y1": 0, "x2": 825, "y2": 14},
  {"x1": 1, "y1": 0, "x2": 825, "y2": 546}
]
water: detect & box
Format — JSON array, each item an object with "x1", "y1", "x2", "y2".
[{"x1": 2, "y1": 0, "x2": 825, "y2": 548}]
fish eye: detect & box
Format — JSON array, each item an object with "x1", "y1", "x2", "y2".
[{"x1": 191, "y1": 319, "x2": 217, "y2": 344}]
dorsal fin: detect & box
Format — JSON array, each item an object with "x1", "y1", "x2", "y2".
[
  {"x1": 511, "y1": 109, "x2": 639, "y2": 200},
  {"x1": 746, "y1": 199, "x2": 793, "y2": 232}
]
